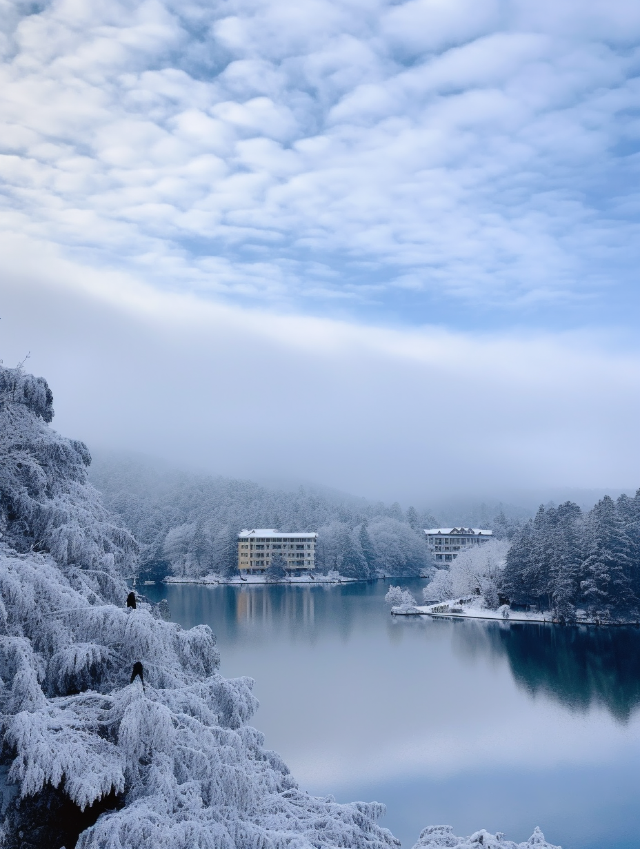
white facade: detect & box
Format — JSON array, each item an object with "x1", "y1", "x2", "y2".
[
  {"x1": 238, "y1": 529, "x2": 317, "y2": 574},
  {"x1": 424, "y1": 527, "x2": 493, "y2": 563}
]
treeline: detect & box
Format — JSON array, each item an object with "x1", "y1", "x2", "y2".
[
  {"x1": 503, "y1": 491, "x2": 640, "y2": 618},
  {"x1": 90, "y1": 454, "x2": 437, "y2": 579}
]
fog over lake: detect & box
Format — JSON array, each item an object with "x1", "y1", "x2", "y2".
[{"x1": 146, "y1": 579, "x2": 640, "y2": 849}]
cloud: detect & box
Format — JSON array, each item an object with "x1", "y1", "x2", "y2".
[
  {"x1": 1, "y1": 0, "x2": 639, "y2": 325},
  {"x1": 2, "y1": 235, "x2": 640, "y2": 502}
]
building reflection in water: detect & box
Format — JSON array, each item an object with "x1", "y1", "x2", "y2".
[{"x1": 234, "y1": 586, "x2": 315, "y2": 626}]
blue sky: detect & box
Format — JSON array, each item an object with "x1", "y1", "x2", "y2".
[{"x1": 2, "y1": 0, "x2": 640, "y2": 501}]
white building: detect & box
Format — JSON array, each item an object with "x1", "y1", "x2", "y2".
[
  {"x1": 424, "y1": 527, "x2": 493, "y2": 564},
  {"x1": 237, "y1": 529, "x2": 317, "y2": 575}
]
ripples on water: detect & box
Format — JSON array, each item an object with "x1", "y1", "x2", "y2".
[{"x1": 146, "y1": 580, "x2": 640, "y2": 849}]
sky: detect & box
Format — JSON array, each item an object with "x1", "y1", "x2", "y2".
[{"x1": 1, "y1": 0, "x2": 640, "y2": 504}]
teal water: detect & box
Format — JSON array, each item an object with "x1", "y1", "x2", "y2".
[{"x1": 144, "y1": 580, "x2": 640, "y2": 849}]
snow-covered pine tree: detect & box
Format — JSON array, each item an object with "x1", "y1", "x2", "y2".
[
  {"x1": 337, "y1": 526, "x2": 368, "y2": 579},
  {"x1": 581, "y1": 495, "x2": 635, "y2": 617},
  {"x1": 265, "y1": 552, "x2": 287, "y2": 581},
  {"x1": 501, "y1": 520, "x2": 537, "y2": 605},
  {"x1": 406, "y1": 507, "x2": 419, "y2": 531},
  {"x1": 549, "y1": 502, "x2": 583, "y2": 621},
  {"x1": 358, "y1": 521, "x2": 377, "y2": 576}
]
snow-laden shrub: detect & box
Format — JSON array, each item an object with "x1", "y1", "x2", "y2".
[
  {"x1": 385, "y1": 586, "x2": 417, "y2": 608},
  {"x1": 423, "y1": 541, "x2": 509, "y2": 608},
  {"x1": 0, "y1": 368, "x2": 400, "y2": 849},
  {"x1": 412, "y1": 825, "x2": 559, "y2": 849},
  {"x1": 423, "y1": 570, "x2": 453, "y2": 603}
]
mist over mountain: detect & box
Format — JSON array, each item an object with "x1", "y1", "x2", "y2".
[{"x1": 88, "y1": 451, "x2": 436, "y2": 579}]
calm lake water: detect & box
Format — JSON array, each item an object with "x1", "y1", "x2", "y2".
[{"x1": 145, "y1": 579, "x2": 640, "y2": 849}]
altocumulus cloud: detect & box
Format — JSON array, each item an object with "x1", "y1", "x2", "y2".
[
  {"x1": 2, "y1": 0, "x2": 640, "y2": 501},
  {"x1": 1, "y1": 0, "x2": 640, "y2": 322}
]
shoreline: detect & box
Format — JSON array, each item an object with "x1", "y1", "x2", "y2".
[
  {"x1": 152, "y1": 574, "x2": 429, "y2": 587},
  {"x1": 162, "y1": 574, "x2": 364, "y2": 586},
  {"x1": 392, "y1": 604, "x2": 640, "y2": 627}
]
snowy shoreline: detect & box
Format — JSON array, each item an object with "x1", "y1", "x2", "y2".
[
  {"x1": 163, "y1": 573, "x2": 371, "y2": 586},
  {"x1": 393, "y1": 602, "x2": 640, "y2": 627}
]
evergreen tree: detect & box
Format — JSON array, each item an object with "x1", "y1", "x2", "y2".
[
  {"x1": 358, "y1": 521, "x2": 377, "y2": 576},
  {"x1": 502, "y1": 520, "x2": 537, "y2": 604},
  {"x1": 406, "y1": 506, "x2": 420, "y2": 531},
  {"x1": 338, "y1": 527, "x2": 368, "y2": 578},
  {"x1": 582, "y1": 496, "x2": 634, "y2": 616},
  {"x1": 549, "y1": 502, "x2": 583, "y2": 620},
  {"x1": 266, "y1": 553, "x2": 287, "y2": 581}
]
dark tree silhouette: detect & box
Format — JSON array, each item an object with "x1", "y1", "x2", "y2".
[
  {"x1": 126, "y1": 591, "x2": 136, "y2": 609},
  {"x1": 130, "y1": 661, "x2": 144, "y2": 689}
]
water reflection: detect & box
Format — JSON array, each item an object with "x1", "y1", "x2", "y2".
[
  {"x1": 151, "y1": 582, "x2": 640, "y2": 722},
  {"x1": 452, "y1": 620, "x2": 640, "y2": 722},
  {"x1": 145, "y1": 581, "x2": 640, "y2": 849}
]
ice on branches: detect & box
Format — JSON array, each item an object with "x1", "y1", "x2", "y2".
[{"x1": 413, "y1": 826, "x2": 560, "y2": 849}]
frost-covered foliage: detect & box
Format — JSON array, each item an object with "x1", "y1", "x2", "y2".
[
  {"x1": 423, "y1": 570, "x2": 453, "y2": 604},
  {"x1": 384, "y1": 586, "x2": 417, "y2": 608},
  {"x1": 0, "y1": 365, "x2": 138, "y2": 590},
  {"x1": 423, "y1": 541, "x2": 509, "y2": 607},
  {"x1": 412, "y1": 825, "x2": 559, "y2": 849},
  {"x1": 265, "y1": 553, "x2": 287, "y2": 581},
  {"x1": 0, "y1": 369, "x2": 401, "y2": 849},
  {"x1": 90, "y1": 454, "x2": 433, "y2": 580}
]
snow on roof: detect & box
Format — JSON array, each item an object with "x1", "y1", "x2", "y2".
[
  {"x1": 238, "y1": 529, "x2": 318, "y2": 538},
  {"x1": 424, "y1": 527, "x2": 493, "y2": 535}
]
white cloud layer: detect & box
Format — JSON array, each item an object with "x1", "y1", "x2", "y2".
[
  {"x1": 1, "y1": 0, "x2": 640, "y2": 319},
  {"x1": 2, "y1": 239, "x2": 640, "y2": 502}
]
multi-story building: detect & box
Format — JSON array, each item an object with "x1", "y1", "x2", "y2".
[
  {"x1": 424, "y1": 527, "x2": 493, "y2": 564},
  {"x1": 237, "y1": 529, "x2": 317, "y2": 575}
]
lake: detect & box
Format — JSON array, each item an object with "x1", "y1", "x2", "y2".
[{"x1": 144, "y1": 579, "x2": 640, "y2": 849}]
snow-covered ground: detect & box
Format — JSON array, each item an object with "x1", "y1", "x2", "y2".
[
  {"x1": 393, "y1": 598, "x2": 636, "y2": 626},
  {"x1": 164, "y1": 573, "x2": 359, "y2": 585}
]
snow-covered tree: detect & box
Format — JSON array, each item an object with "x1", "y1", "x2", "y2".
[
  {"x1": 412, "y1": 825, "x2": 559, "y2": 849},
  {"x1": 423, "y1": 569, "x2": 453, "y2": 603},
  {"x1": 368, "y1": 517, "x2": 429, "y2": 576},
  {"x1": 384, "y1": 586, "x2": 417, "y2": 608},
  {"x1": 422, "y1": 541, "x2": 509, "y2": 607},
  {"x1": 266, "y1": 553, "x2": 287, "y2": 581},
  {"x1": 0, "y1": 366, "x2": 138, "y2": 597}
]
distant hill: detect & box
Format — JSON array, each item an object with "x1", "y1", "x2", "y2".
[{"x1": 89, "y1": 451, "x2": 436, "y2": 579}]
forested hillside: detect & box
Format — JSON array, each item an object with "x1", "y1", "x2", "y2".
[
  {"x1": 503, "y1": 494, "x2": 640, "y2": 619},
  {"x1": 89, "y1": 454, "x2": 435, "y2": 579},
  {"x1": 0, "y1": 363, "x2": 403, "y2": 849}
]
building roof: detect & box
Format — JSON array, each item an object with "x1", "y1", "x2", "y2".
[
  {"x1": 424, "y1": 527, "x2": 493, "y2": 536},
  {"x1": 238, "y1": 529, "x2": 318, "y2": 538}
]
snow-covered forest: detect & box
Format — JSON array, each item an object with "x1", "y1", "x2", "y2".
[
  {"x1": 89, "y1": 454, "x2": 435, "y2": 580},
  {"x1": 0, "y1": 363, "x2": 406, "y2": 848},
  {"x1": 424, "y1": 497, "x2": 640, "y2": 620},
  {"x1": 502, "y1": 496, "x2": 640, "y2": 619}
]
